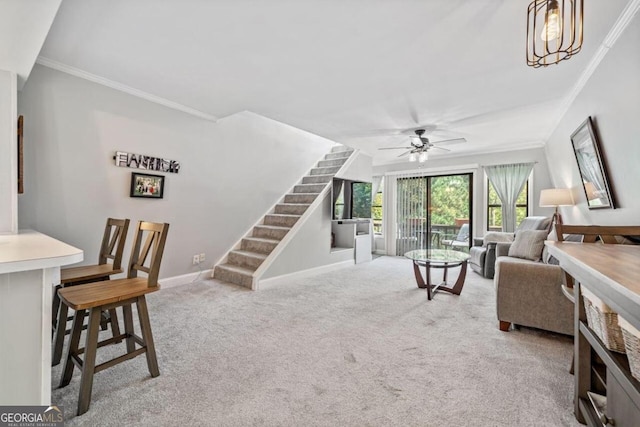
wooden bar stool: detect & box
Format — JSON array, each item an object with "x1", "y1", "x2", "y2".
[
  {"x1": 58, "y1": 221, "x2": 169, "y2": 416},
  {"x1": 52, "y1": 218, "x2": 130, "y2": 366}
]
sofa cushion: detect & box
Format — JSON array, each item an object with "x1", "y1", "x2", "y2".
[
  {"x1": 508, "y1": 230, "x2": 547, "y2": 262},
  {"x1": 482, "y1": 231, "x2": 514, "y2": 247}
]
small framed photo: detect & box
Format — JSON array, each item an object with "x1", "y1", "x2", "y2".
[{"x1": 130, "y1": 172, "x2": 165, "y2": 199}]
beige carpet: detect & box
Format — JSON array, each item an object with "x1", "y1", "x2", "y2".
[{"x1": 52, "y1": 256, "x2": 580, "y2": 426}]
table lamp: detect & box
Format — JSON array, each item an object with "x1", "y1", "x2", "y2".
[{"x1": 540, "y1": 188, "x2": 574, "y2": 225}]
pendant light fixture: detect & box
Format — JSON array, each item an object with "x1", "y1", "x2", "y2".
[{"x1": 526, "y1": 0, "x2": 583, "y2": 68}]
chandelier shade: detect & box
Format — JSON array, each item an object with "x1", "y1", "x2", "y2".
[{"x1": 526, "y1": 0, "x2": 583, "y2": 68}]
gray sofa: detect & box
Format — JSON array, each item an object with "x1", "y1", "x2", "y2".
[
  {"x1": 494, "y1": 242, "x2": 574, "y2": 335},
  {"x1": 469, "y1": 216, "x2": 551, "y2": 279}
]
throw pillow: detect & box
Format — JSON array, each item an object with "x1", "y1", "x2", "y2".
[{"x1": 508, "y1": 230, "x2": 548, "y2": 262}]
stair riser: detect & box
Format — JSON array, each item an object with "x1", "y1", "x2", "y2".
[
  {"x1": 318, "y1": 159, "x2": 347, "y2": 168},
  {"x1": 213, "y1": 266, "x2": 253, "y2": 289},
  {"x1": 284, "y1": 194, "x2": 317, "y2": 204},
  {"x1": 274, "y1": 204, "x2": 309, "y2": 215},
  {"x1": 331, "y1": 146, "x2": 352, "y2": 153},
  {"x1": 264, "y1": 214, "x2": 300, "y2": 227},
  {"x1": 293, "y1": 184, "x2": 326, "y2": 194},
  {"x1": 302, "y1": 175, "x2": 332, "y2": 184},
  {"x1": 253, "y1": 226, "x2": 289, "y2": 240},
  {"x1": 241, "y1": 239, "x2": 278, "y2": 254},
  {"x1": 228, "y1": 252, "x2": 265, "y2": 270},
  {"x1": 310, "y1": 166, "x2": 340, "y2": 176},
  {"x1": 325, "y1": 151, "x2": 352, "y2": 160}
]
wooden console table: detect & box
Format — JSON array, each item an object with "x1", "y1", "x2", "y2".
[{"x1": 546, "y1": 242, "x2": 640, "y2": 426}]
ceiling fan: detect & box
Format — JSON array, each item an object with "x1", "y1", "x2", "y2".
[{"x1": 378, "y1": 129, "x2": 466, "y2": 163}]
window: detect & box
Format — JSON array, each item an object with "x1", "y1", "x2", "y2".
[
  {"x1": 351, "y1": 182, "x2": 372, "y2": 219},
  {"x1": 372, "y1": 182, "x2": 383, "y2": 234},
  {"x1": 487, "y1": 180, "x2": 528, "y2": 231}
]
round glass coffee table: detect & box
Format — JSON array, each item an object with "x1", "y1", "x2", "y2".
[{"x1": 404, "y1": 249, "x2": 470, "y2": 300}]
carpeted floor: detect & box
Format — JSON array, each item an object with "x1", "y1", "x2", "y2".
[{"x1": 52, "y1": 256, "x2": 580, "y2": 426}]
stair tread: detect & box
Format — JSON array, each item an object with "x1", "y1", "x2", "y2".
[
  {"x1": 216, "y1": 263, "x2": 256, "y2": 274},
  {"x1": 286, "y1": 193, "x2": 318, "y2": 196},
  {"x1": 255, "y1": 224, "x2": 292, "y2": 230},
  {"x1": 229, "y1": 250, "x2": 268, "y2": 259},
  {"x1": 276, "y1": 203, "x2": 310, "y2": 206},
  {"x1": 267, "y1": 213, "x2": 302, "y2": 218},
  {"x1": 304, "y1": 174, "x2": 334, "y2": 178},
  {"x1": 243, "y1": 236, "x2": 281, "y2": 244}
]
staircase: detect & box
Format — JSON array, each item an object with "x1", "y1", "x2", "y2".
[{"x1": 213, "y1": 146, "x2": 354, "y2": 288}]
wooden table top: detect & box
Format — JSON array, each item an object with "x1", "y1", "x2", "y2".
[{"x1": 546, "y1": 241, "x2": 640, "y2": 307}]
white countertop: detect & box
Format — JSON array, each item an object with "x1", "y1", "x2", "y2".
[{"x1": 0, "y1": 230, "x2": 83, "y2": 274}]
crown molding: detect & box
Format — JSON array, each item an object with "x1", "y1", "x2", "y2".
[
  {"x1": 544, "y1": 0, "x2": 640, "y2": 140},
  {"x1": 35, "y1": 56, "x2": 218, "y2": 122}
]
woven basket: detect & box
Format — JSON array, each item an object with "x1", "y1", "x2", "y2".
[
  {"x1": 619, "y1": 316, "x2": 640, "y2": 381},
  {"x1": 582, "y1": 287, "x2": 626, "y2": 354}
]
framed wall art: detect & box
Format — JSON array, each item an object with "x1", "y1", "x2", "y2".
[
  {"x1": 130, "y1": 172, "x2": 165, "y2": 199},
  {"x1": 570, "y1": 117, "x2": 615, "y2": 209}
]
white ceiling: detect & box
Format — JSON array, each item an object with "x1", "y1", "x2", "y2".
[
  {"x1": 37, "y1": 0, "x2": 633, "y2": 165},
  {"x1": 0, "y1": 0, "x2": 61, "y2": 89}
]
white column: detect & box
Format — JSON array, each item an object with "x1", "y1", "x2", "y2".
[{"x1": 0, "y1": 69, "x2": 18, "y2": 234}]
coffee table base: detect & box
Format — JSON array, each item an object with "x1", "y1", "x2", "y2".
[{"x1": 412, "y1": 259, "x2": 468, "y2": 300}]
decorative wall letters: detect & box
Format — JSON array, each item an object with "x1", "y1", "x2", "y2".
[{"x1": 114, "y1": 151, "x2": 180, "y2": 174}]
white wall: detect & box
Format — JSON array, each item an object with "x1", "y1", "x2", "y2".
[
  {"x1": 0, "y1": 69, "x2": 17, "y2": 233},
  {"x1": 373, "y1": 147, "x2": 554, "y2": 242},
  {"x1": 335, "y1": 151, "x2": 372, "y2": 181},
  {"x1": 18, "y1": 65, "x2": 335, "y2": 279},
  {"x1": 544, "y1": 15, "x2": 640, "y2": 225}
]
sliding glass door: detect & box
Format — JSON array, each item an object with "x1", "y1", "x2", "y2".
[{"x1": 395, "y1": 173, "x2": 472, "y2": 255}]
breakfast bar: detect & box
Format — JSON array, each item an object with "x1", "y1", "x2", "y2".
[{"x1": 0, "y1": 230, "x2": 82, "y2": 405}]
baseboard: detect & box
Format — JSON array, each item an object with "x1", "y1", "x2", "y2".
[
  {"x1": 257, "y1": 260, "x2": 355, "y2": 290},
  {"x1": 158, "y1": 269, "x2": 213, "y2": 289}
]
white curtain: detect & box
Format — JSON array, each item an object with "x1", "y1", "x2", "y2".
[
  {"x1": 371, "y1": 176, "x2": 383, "y2": 200},
  {"x1": 484, "y1": 163, "x2": 534, "y2": 233},
  {"x1": 383, "y1": 175, "x2": 398, "y2": 256},
  {"x1": 392, "y1": 172, "x2": 429, "y2": 255}
]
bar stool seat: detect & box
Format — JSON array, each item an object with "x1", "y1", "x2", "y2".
[
  {"x1": 59, "y1": 277, "x2": 152, "y2": 310},
  {"x1": 61, "y1": 264, "x2": 122, "y2": 284}
]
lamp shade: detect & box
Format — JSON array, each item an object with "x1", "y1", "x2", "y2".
[
  {"x1": 583, "y1": 182, "x2": 598, "y2": 201},
  {"x1": 539, "y1": 188, "x2": 574, "y2": 207}
]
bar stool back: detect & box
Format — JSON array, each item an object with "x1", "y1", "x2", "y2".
[
  {"x1": 58, "y1": 221, "x2": 169, "y2": 416},
  {"x1": 52, "y1": 218, "x2": 130, "y2": 366}
]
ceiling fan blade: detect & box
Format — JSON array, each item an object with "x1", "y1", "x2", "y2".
[
  {"x1": 431, "y1": 146, "x2": 451, "y2": 152},
  {"x1": 431, "y1": 137, "x2": 467, "y2": 145},
  {"x1": 378, "y1": 146, "x2": 413, "y2": 150},
  {"x1": 397, "y1": 150, "x2": 411, "y2": 157}
]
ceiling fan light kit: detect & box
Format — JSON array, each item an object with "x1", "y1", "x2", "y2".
[
  {"x1": 526, "y1": 0, "x2": 583, "y2": 68},
  {"x1": 378, "y1": 128, "x2": 463, "y2": 163}
]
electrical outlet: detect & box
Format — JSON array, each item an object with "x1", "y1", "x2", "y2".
[
  {"x1": 192, "y1": 255, "x2": 200, "y2": 265},
  {"x1": 199, "y1": 253, "x2": 205, "y2": 262}
]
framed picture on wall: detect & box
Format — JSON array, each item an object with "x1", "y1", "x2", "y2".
[
  {"x1": 130, "y1": 172, "x2": 165, "y2": 199},
  {"x1": 570, "y1": 117, "x2": 615, "y2": 209}
]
